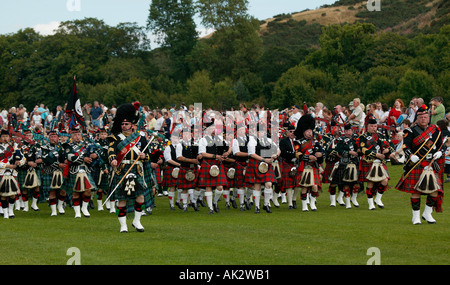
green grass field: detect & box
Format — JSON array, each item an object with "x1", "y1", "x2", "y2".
[{"x1": 1, "y1": 165, "x2": 449, "y2": 265}]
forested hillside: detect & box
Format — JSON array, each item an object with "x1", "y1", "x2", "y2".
[{"x1": 0, "y1": 0, "x2": 448, "y2": 111}]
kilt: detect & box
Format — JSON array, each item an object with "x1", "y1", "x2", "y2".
[
  {"x1": 197, "y1": 158, "x2": 228, "y2": 188},
  {"x1": 0, "y1": 174, "x2": 20, "y2": 196},
  {"x1": 233, "y1": 161, "x2": 248, "y2": 189},
  {"x1": 61, "y1": 170, "x2": 98, "y2": 196},
  {"x1": 155, "y1": 165, "x2": 163, "y2": 185},
  {"x1": 110, "y1": 163, "x2": 146, "y2": 201},
  {"x1": 17, "y1": 169, "x2": 27, "y2": 188},
  {"x1": 396, "y1": 160, "x2": 444, "y2": 194},
  {"x1": 17, "y1": 168, "x2": 43, "y2": 189},
  {"x1": 245, "y1": 158, "x2": 276, "y2": 185},
  {"x1": 358, "y1": 160, "x2": 390, "y2": 183},
  {"x1": 222, "y1": 162, "x2": 235, "y2": 189},
  {"x1": 322, "y1": 161, "x2": 337, "y2": 183},
  {"x1": 162, "y1": 164, "x2": 179, "y2": 188},
  {"x1": 296, "y1": 162, "x2": 321, "y2": 188},
  {"x1": 92, "y1": 167, "x2": 110, "y2": 191},
  {"x1": 41, "y1": 172, "x2": 63, "y2": 195},
  {"x1": 280, "y1": 160, "x2": 298, "y2": 189},
  {"x1": 178, "y1": 165, "x2": 198, "y2": 190},
  {"x1": 330, "y1": 162, "x2": 358, "y2": 187}
]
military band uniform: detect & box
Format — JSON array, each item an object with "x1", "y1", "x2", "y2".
[
  {"x1": 197, "y1": 134, "x2": 228, "y2": 214},
  {"x1": 61, "y1": 128, "x2": 98, "y2": 218},
  {"x1": 232, "y1": 133, "x2": 250, "y2": 211},
  {"x1": 162, "y1": 141, "x2": 181, "y2": 210},
  {"x1": 41, "y1": 131, "x2": 66, "y2": 216},
  {"x1": 358, "y1": 120, "x2": 392, "y2": 210},
  {"x1": 331, "y1": 125, "x2": 360, "y2": 208},
  {"x1": 246, "y1": 134, "x2": 280, "y2": 213},
  {"x1": 279, "y1": 129, "x2": 301, "y2": 209},
  {"x1": 0, "y1": 129, "x2": 26, "y2": 219},
  {"x1": 17, "y1": 131, "x2": 43, "y2": 212},
  {"x1": 175, "y1": 135, "x2": 201, "y2": 212},
  {"x1": 396, "y1": 106, "x2": 444, "y2": 225}
]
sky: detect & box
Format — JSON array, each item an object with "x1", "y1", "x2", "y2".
[{"x1": 0, "y1": 0, "x2": 337, "y2": 42}]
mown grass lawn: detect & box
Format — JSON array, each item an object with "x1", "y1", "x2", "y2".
[{"x1": 1, "y1": 165, "x2": 449, "y2": 265}]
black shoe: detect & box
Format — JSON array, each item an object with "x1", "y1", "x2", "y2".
[
  {"x1": 292, "y1": 201, "x2": 297, "y2": 209},
  {"x1": 231, "y1": 198, "x2": 237, "y2": 209},
  {"x1": 89, "y1": 199, "x2": 95, "y2": 209},
  {"x1": 175, "y1": 201, "x2": 183, "y2": 210},
  {"x1": 265, "y1": 205, "x2": 272, "y2": 213},
  {"x1": 240, "y1": 205, "x2": 246, "y2": 211},
  {"x1": 254, "y1": 207, "x2": 260, "y2": 214},
  {"x1": 288, "y1": 205, "x2": 294, "y2": 210},
  {"x1": 208, "y1": 208, "x2": 214, "y2": 215},
  {"x1": 191, "y1": 202, "x2": 199, "y2": 212},
  {"x1": 132, "y1": 224, "x2": 145, "y2": 232},
  {"x1": 213, "y1": 203, "x2": 219, "y2": 213},
  {"x1": 170, "y1": 205, "x2": 175, "y2": 211},
  {"x1": 245, "y1": 199, "x2": 251, "y2": 210},
  {"x1": 225, "y1": 202, "x2": 230, "y2": 210}
]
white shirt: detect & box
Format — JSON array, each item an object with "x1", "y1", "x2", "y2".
[
  {"x1": 232, "y1": 136, "x2": 247, "y2": 155},
  {"x1": 155, "y1": 116, "x2": 164, "y2": 131},
  {"x1": 163, "y1": 144, "x2": 178, "y2": 162},
  {"x1": 198, "y1": 135, "x2": 224, "y2": 155},
  {"x1": 247, "y1": 136, "x2": 279, "y2": 156}
]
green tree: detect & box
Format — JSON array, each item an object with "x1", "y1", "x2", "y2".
[{"x1": 147, "y1": 0, "x2": 198, "y2": 81}]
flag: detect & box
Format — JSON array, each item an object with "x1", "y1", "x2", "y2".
[{"x1": 65, "y1": 76, "x2": 85, "y2": 129}]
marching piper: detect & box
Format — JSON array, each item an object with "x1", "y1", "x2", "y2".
[
  {"x1": 279, "y1": 123, "x2": 301, "y2": 209},
  {"x1": 231, "y1": 121, "x2": 250, "y2": 211},
  {"x1": 330, "y1": 124, "x2": 360, "y2": 209},
  {"x1": 246, "y1": 125, "x2": 281, "y2": 214},
  {"x1": 41, "y1": 129, "x2": 67, "y2": 216},
  {"x1": 197, "y1": 120, "x2": 228, "y2": 214},
  {"x1": 0, "y1": 129, "x2": 26, "y2": 219},
  {"x1": 92, "y1": 128, "x2": 110, "y2": 211},
  {"x1": 162, "y1": 132, "x2": 181, "y2": 211},
  {"x1": 358, "y1": 118, "x2": 393, "y2": 210},
  {"x1": 396, "y1": 105, "x2": 445, "y2": 225},
  {"x1": 322, "y1": 122, "x2": 341, "y2": 207},
  {"x1": 175, "y1": 128, "x2": 201, "y2": 212},
  {"x1": 294, "y1": 114, "x2": 324, "y2": 212},
  {"x1": 61, "y1": 124, "x2": 98, "y2": 218},
  {"x1": 108, "y1": 103, "x2": 151, "y2": 233},
  {"x1": 17, "y1": 129, "x2": 43, "y2": 212}
]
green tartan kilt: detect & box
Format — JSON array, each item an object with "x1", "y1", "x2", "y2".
[
  {"x1": 17, "y1": 168, "x2": 43, "y2": 190},
  {"x1": 92, "y1": 166, "x2": 110, "y2": 191},
  {"x1": 61, "y1": 171, "x2": 98, "y2": 196},
  {"x1": 110, "y1": 164, "x2": 146, "y2": 201}
]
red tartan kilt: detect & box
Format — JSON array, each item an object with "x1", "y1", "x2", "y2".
[
  {"x1": 197, "y1": 159, "x2": 228, "y2": 188},
  {"x1": 222, "y1": 162, "x2": 235, "y2": 188},
  {"x1": 233, "y1": 161, "x2": 248, "y2": 189},
  {"x1": 162, "y1": 165, "x2": 178, "y2": 187},
  {"x1": 245, "y1": 158, "x2": 276, "y2": 185},
  {"x1": 396, "y1": 160, "x2": 444, "y2": 194},
  {"x1": 296, "y1": 163, "x2": 321, "y2": 188},
  {"x1": 155, "y1": 165, "x2": 162, "y2": 185},
  {"x1": 281, "y1": 161, "x2": 298, "y2": 189},
  {"x1": 358, "y1": 160, "x2": 390, "y2": 182},
  {"x1": 322, "y1": 161, "x2": 336, "y2": 183},
  {"x1": 177, "y1": 166, "x2": 198, "y2": 189}
]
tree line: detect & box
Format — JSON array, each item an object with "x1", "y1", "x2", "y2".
[{"x1": 0, "y1": 0, "x2": 448, "y2": 112}]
